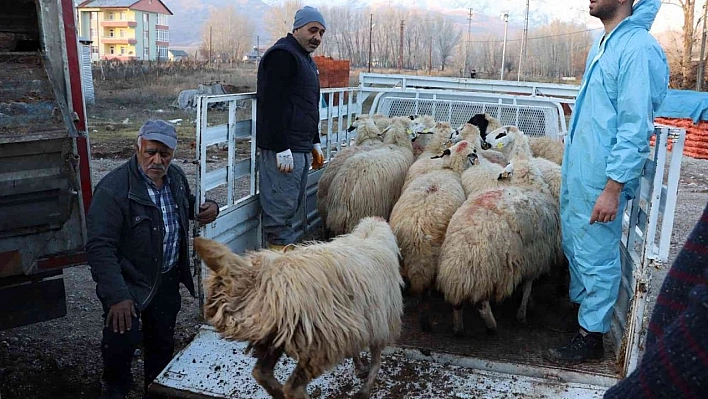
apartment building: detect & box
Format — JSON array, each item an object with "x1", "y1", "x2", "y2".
[{"x1": 77, "y1": 0, "x2": 173, "y2": 61}]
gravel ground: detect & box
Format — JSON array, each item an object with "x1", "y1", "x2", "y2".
[{"x1": 1, "y1": 147, "x2": 706, "y2": 399}]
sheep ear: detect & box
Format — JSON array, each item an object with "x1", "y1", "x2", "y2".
[
  {"x1": 193, "y1": 237, "x2": 231, "y2": 272},
  {"x1": 431, "y1": 148, "x2": 451, "y2": 159}
]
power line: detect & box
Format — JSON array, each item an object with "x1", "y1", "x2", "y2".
[{"x1": 467, "y1": 27, "x2": 603, "y2": 44}]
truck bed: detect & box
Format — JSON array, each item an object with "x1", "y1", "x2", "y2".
[{"x1": 0, "y1": 52, "x2": 68, "y2": 143}]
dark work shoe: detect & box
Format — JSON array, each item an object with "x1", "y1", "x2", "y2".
[{"x1": 544, "y1": 328, "x2": 604, "y2": 365}]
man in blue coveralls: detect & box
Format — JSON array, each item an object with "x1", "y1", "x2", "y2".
[{"x1": 545, "y1": 0, "x2": 669, "y2": 364}]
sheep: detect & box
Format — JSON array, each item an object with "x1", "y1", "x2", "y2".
[
  {"x1": 408, "y1": 114, "x2": 436, "y2": 156},
  {"x1": 528, "y1": 135, "x2": 565, "y2": 165},
  {"x1": 467, "y1": 113, "x2": 502, "y2": 138},
  {"x1": 319, "y1": 117, "x2": 383, "y2": 228},
  {"x1": 436, "y1": 125, "x2": 559, "y2": 335},
  {"x1": 468, "y1": 112, "x2": 564, "y2": 165},
  {"x1": 324, "y1": 119, "x2": 414, "y2": 235},
  {"x1": 484, "y1": 125, "x2": 561, "y2": 201},
  {"x1": 194, "y1": 216, "x2": 404, "y2": 399},
  {"x1": 436, "y1": 182, "x2": 561, "y2": 336},
  {"x1": 389, "y1": 140, "x2": 478, "y2": 331},
  {"x1": 402, "y1": 121, "x2": 456, "y2": 189}
]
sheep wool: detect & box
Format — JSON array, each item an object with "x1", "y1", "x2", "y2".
[
  {"x1": 437, "y1": 185, "x2": 561, "y2": 333},
  {"x1": 325, "y1": 119, "x2": 414, "y2": 235},
  {"x1": 195, "y1": 217, "x2": 404, "y2": 399},
  {"x1": 529, "y1": 135, "x2": 564, "y2": 165}
]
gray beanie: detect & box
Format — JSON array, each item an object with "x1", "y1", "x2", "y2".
[{"x1": 292, "y1": 6, "x2": 326, "y2": 31}]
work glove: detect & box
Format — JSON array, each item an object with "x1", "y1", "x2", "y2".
[
  {"x1": 276, "y1": 149, "x2": 294, "y2": 173},
  {"x1": 311, "y1": 143, "x2": 325, "y2": 170}
]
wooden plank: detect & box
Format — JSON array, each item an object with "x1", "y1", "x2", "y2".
[{"x1": 0, "y1": 274, "x2": 66, "y2": 330}]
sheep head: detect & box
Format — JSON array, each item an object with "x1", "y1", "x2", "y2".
[
  {"x1": 433, "y1": 140, "x2": 479, "y2": 174},
  {"x1": 484, "y1": 125, "x2": 531, "y2": 161},
  {"x1": 352, "y1": 117, "x2": 383, "y2": 146},
  {"x1": 467, "y1": 113, "x2": 502, "y2": 139},
  {"x1": 193, "y1": 237, "x2": 259, "y2": 326},
  {"x1": 455, "y1": 123, "x2": 491, "y2": 151},
  {"x1": 382, "y1": 120, "x2": 414, "y2": 151}
]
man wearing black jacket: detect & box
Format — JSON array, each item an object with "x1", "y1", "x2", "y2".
[
  {"x1": 87, "y1": 120, "x2": 219, "y2": 399},
  {"x1": 256, "y1": 6, "x2": 326, "y2": 250}
]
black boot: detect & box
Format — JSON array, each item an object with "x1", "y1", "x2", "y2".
[{"x1": 544, "y1": 328, "x2": 604, "y2": 365}]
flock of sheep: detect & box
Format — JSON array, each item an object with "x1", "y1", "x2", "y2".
[{"x1": 193, "y1": 113, "x2": 566, "y2": 399}]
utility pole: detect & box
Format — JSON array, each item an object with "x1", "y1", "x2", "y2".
[
  {"x1": 256, "y1": 35, "x2": 260, "y2": 60},
  {"x1": 698, "y1": 1, "x2": 708, "y2": 91},
  {"x1": 428, "y1": 37, "x2": 433, "y2": 75},
  {"x1": 517, "y1": 0, "x2": 530, "y2": 82},
  {"x1": 368, "y1": 14, "x2": 373, "y2": 73},
  {"x1": 464, "y1": 8, "x2": 472, "y2": 77},
  {"x1": 500, "y1": 12, "x2": 509, "y2": 80},
  {"x1": 399, "y1": 20, "x2": 405, "y2": 72},
  {"x1": 209, "y1": 26, "x2": 212, "y2": 67}
]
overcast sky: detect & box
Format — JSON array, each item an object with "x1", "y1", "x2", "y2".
[{"x1": 294, "y1": 0, "x2": 684, "y2": 33}]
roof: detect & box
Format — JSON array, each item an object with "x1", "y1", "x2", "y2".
[
  {"x1": 78, "y1": 0, "x2": 137, "y2": 7},
  {"x1": 169, "y1": 49, "x2": 188, "y2": 56},
  {"x1": 78, "y1": 0, "x2": 173, "y2": 15}
]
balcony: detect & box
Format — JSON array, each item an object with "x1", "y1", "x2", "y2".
[
  {"x1": 101, "y1": 20, "x2": 137, "y2": 28},
  {"x1": 155, "y1": 24, "x2": 169, "y2": 30},
  {"x1": 101, "y1": 37, "x2": 137, "y2": 45},
  {"x1": 102, "y1": 55, "x2": 138, "y2": 61}
]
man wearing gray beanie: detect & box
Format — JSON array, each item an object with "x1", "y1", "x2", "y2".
[{"x1": 255, "y1": 6, "x2": 326, "y2": 250}]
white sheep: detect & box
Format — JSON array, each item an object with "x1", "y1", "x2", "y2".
[
  {"x1": 402, "y1": 121, "x2": 456, "y2": 189},
  {"x1": 408, "y1": 114, "x2": 436, "y2": 156},
  {"x1": 389, "y1": 140, "x2": 478, "y2": 331},
  {"x1": 468, "y1": 112, "x2": 564, "y2": 166},
  {"x1": 194, "y1": 216, "x2": 404, "y2": 399},
  {"x1": 325, "y1": 118, "x2": 414, "y2": 235},
  {"x1": 529, "y1": 135, "x2": 565, "y2": 165},
  {"x1": 436, "y1": 183, "x2": 561, "y2": 335},
  {"x1": 436, "y1": 126, "x2": 559, "y2": 334},
  {"x1": 318, "y1": 117, "x2": 383, "y2": 228}
]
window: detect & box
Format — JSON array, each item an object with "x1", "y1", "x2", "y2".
[
  {"x1": 156, "y1": 29, "x2": 169, "y2": 42},
  {"x1": 109, "y1": 46, "x2": 115, "y2": 54},
  {"x1": 120, "y1": 47, "x2": 125, "y2": 55},
  {"x1": 91, "y1": 45, "x2": 98, "y2": 54},
  {"x1": 108, "y1": 29, "x2": 114, "y2": 38},
  {"x1": 120, "y1": 30, "x2": 125, "y2": 38},
  {"x1": 143, "y1": 47, "x2": 149, "y2": 59},
  {"x1": 107, "y1": 12, "x2": 114, "y2": 21},
  {"x1": 157, "y1": 46, "x2": 168, "y2": 60},
  {"x1": 90, "y1": 28, "x2": 96, "y2": 38},
  {"x1": 121, "y1": 12, "x2": 126, "y2": 20},
  {"x1": 157, "y1": 14, "x2": 168, "y2": 26},
  {"x1": 144, "y1": 30, "x2": 149, "y2": 42}
]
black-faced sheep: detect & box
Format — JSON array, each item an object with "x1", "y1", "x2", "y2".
[{"x1": 194, "y1": 216, "x2": 404, "y2": 399}]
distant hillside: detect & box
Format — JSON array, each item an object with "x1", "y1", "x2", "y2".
[{"x1": 167, "y1": 0, "x2": 270, "y2": 48}]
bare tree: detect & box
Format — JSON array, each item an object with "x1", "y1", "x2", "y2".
[
  {"x1": 662, "y1": 0, "x2": 698, "y2": 88},
  {"x1": 264, "y1": 0, "x2": 304, "y2": 45},
  {"x1": 199, "y1": 6, "x2": 255, "y2": 63}
]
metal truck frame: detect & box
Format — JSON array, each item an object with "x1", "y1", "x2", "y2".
[{"x1": 153, "y1": 74, "x2": 685, "y2": 398}]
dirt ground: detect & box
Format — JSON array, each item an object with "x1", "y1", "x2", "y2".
[{"x1": 2, "y1": 111, "x2": 708, "y2": 399}]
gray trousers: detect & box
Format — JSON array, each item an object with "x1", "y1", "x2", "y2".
[{"x1": 258, "y1": 149, "x2": 312, "y2": 245}]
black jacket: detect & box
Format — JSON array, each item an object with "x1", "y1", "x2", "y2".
[
  {"x1": 256, "y1": 33, "x2": 321, "y2": 153},
  {"x1": 86, "y1": 156, "x2": 202, "y2": 310}
]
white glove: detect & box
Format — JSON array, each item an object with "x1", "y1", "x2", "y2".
[{"x1": 276, "y1": 149, "x2": 294, "y2": 173}]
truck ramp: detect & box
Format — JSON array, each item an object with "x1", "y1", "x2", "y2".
[{"x1": 152, "y1": 326, "x2": 608, "y2": 399}]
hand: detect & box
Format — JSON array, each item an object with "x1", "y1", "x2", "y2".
[
  {"x1": 106, "y1": 299, "x2": 136, "y2": 334},
  {"x1": 196, "y1": 202, "x2": 218, "y2": 224},
  {"x1": 590, "y1": 180, "x2": 623, "y2": 224},
  {"x1": 311, "y1": 143, "x2": 324, "y2": 170},
  {"x1": 276, "y1": 149, "x2": 294, "y2": 173}
]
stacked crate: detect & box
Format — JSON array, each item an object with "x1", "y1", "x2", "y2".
[{"x1": 313, "y1": 56, "x2": 350, "y2": 105}]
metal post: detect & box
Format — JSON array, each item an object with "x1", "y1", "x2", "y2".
[
  {"x1": 517, "y1": 0, "x2": 529, "y2": 82},
  {"x1": 464, "y1": 8, "x2": 472, "y2": 77},
  {"x1": 256, "y1": 35, "x2": 260, "y2": 59},
  {"x1": 209, "y1": 26, "x2": 212, "y2": 67},
  {"x1": 698, "y1": 1, "x2": 708, "y2": 91},
  {"x1": 368, "y1": 14, "x2": 373, "y2": 73},
  {"x1": 501, "y1": 13, "x2": 509, "y2": 80},
  {"x1": 399, "y1": 20, "x2": 405, "y2": 71}
]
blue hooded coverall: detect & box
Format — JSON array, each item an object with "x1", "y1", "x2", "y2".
[{"x1": 561, "y1": 0, "x2": 668, "y2": 334}]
